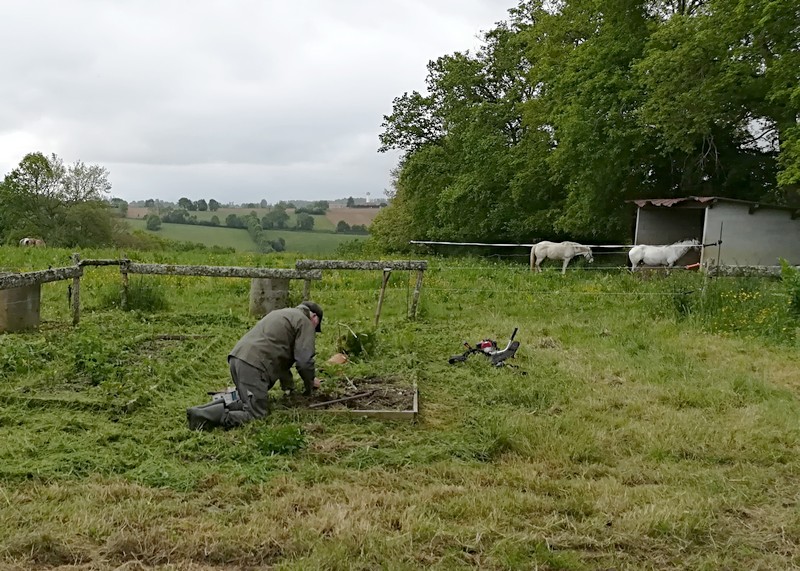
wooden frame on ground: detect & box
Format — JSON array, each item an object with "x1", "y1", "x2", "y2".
[{"x1": 312, "y1": 383, "x2": 418, "y2": 421}]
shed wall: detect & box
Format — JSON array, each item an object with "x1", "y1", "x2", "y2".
[
  {"x1": 703, "y1": 203, "x2": 800, "y2": 266},
  {"x1": 635, "y1": 208, "x2": 704, "y2": 244}
]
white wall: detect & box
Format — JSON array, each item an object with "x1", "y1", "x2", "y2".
[{"x1": 703, "y1": 202, "x2": 800, "y2": 266}]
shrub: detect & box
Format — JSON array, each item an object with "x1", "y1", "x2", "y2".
[
  {"x1": 257, "y1": 425, "x2": 306, "y2": 455},
  {"x1": 780, "y1": 259, "x2": 800, "y2": 315}
]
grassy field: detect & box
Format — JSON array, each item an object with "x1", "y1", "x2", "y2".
[
  {"x1": 1, "y1": 246, "x2": 800, "y2": 569},
  {"x1": 125, "y1": 218, "x2": 366, "y2": 254}
]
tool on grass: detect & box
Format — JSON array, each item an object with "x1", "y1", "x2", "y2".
[
  {"x1": 208, "y1": 386, "x2": 240, "y2": 405},
  {"x1": 448, "y1": 327, "x2": 520, "y2": 367},
  {"x1": 308, "y1": 390, "x2": 376, "y2": 409}
]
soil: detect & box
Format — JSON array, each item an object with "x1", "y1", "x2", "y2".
[{"x1": 276, "y1": 376, "x2": 415, "y2": 411}]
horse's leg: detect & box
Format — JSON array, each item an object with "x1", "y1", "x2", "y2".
[{"x1": 561, "y1": 257, "x2": 570, "y2": 275}]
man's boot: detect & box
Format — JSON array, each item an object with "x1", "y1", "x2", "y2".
[{"x1": 187, "y1": 401, "x2": 226, "y2": 431}]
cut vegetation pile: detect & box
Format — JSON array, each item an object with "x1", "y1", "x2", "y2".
[{"x1": 1, "y1": 246, "x2": 799, "y2": 569}]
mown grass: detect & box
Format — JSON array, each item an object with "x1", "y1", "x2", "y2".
[
  {"x1": 1, "y1": 248, "x2": 799, "y2": 569},
  {"x1": 125, "y1": 218, "x2": 365, "y2": 254}
]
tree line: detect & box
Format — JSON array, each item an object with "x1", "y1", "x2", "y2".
[
  {"x1": 0, "y1": 152, "x2": 120, "y2": 246},
  {"x1": 371, "y1": 0, "x2": 799, "y2": 250}
]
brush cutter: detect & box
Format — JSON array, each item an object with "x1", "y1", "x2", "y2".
[{"x1": 448, "y1": 328, "x2": 520, "y2": 367}]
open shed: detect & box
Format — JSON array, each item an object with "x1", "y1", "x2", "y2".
[{"x1": 631, "y1": 196, "x2": 800, "y2": 268}]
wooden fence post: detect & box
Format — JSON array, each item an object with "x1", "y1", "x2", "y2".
[
  {"x1": 71, "y1": 253, "x2": 81, "y2": 326},
  {"x1": 409, "y1": 269, "x2": 424, "y2": 320},
  {"x1": 303, "y1": 279, "x2": 311, "y2": 301},
  {"x1": 374, "y1": 268, "x2": 392, "y2": 327}
]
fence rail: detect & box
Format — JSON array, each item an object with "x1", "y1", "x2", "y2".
[
  {"x1": 1, "y1": 256, "x2": 326, "y2": 329},
  {"x1": 295, "y1": 260, "x2": 427, "y2": 271},
  {"x1": 0, "y1": 267, "x2": 82, "y2": 290},
  {"x1": 124, "y1": 263, "x2": 321, "y2": 280}
]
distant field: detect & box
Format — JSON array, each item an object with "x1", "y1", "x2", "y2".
[
  {"x1": 325, "y1": 206, "x2": 382, "y2": 227},
  {"x1": 126, "y1": 218, "x2": 365, "y2": 254},
  {"x1": 128, "y1": 206, "x2": 381, "y2": 230},
  {"x1": 125, "y1": 219, "x2": 258, "y2": 251}
]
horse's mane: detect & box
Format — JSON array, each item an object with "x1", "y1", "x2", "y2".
[{"x1": 671, "y1": 238, "x2": 700, "y2": 246}]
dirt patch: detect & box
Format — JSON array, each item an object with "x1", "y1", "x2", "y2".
[{"x1": 279, "y1": 377, "x2": 415, "y2": 411}]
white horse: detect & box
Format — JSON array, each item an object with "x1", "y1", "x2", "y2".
[
  {"x1": 628, "y1": 239, "x2": 700, "y2": 271},
  {"x1": 530, "y1": 241, "x2": 594, "y2": 274}
]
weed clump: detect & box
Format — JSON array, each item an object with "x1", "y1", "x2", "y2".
[
  {"x1": 257, "y1": 424, "x2": 306, "y2": 456},
  {"x1": 96, "y1": 280, "x2": 169, "y2": 312},
  {"x1": 336, "y1": 328, "x2": 377, "y2": 359}
]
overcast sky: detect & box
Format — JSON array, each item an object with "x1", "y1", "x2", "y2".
[{"x1": 0, "y1": 1, "x2": 515, "y2": 204}]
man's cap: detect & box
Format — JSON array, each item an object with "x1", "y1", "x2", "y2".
[{"x1": 301, "y1": 301, "x2": 323, "y2": 332}]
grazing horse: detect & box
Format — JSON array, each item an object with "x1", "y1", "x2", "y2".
[
  {"x1": 18, "y1": 237, "x2": 46, "y2": 247},
  {"x1": 628, "y1": 239, "x2": 700, "y2": 271},
  {"x1": 530, "y1": 241, "x2": 594, "y2": 274}
]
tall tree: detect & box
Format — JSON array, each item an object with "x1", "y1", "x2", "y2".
[{"x1": 0, "y1": 152, "x2": 114, "y2": 245}]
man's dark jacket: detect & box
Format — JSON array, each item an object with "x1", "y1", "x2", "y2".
[{"x1": 229, "y1": 305, "x2": 316, "y2": 391}]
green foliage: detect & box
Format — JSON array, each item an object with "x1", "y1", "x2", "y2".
[
  {"x1": 0, "y1": 152, "x2": 115, "y2": 246},
  {"x1": 256, "y1": 424, "x2": 306, "y2": 455},
  {"x1": 780, "y1": 259, "x2": 800, "y2": 315},
  {"x1": 374, "y1": 0, "x2": 798, "y2": 249},
  {"x1": 295, "y1": 212, "x2": 314, "y2": 231},
  {"x1": 95, "y1": 280, "x2": 169, "y2": 312},
  {"x1": 662, "y1": 274, "x2": 796, "y2": 343},
  {"x1": 145, "y1": 214, "x2": 161, "y2": 231},
  {"x1": 70, "y1": 328, "x2": 125, "y2": 386},
  {"x1": 336, "y1": 328, "x2": 377, "y2": 358}
]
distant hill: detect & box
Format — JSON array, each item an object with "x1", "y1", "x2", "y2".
[{"x1": 127, "y1": 206, "x2": 383, "y2": 229}]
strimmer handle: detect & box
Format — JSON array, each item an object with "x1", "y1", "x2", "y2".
[{"x1": 510, "y1": 327, "x2": 518, "y2": 342}]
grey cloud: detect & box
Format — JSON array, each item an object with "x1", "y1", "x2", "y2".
[{"x1": 0, "y1": 0, "x2": 513, "y2": 202}]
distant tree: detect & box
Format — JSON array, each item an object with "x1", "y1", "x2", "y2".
[
  {"x1": 260, "y1": 199, "x2": 268, "y2": 208},
  {"x1": 346, "y1": 196, "x2": 355, "y2": 207},
  {"x1": 62, "y1": 160, "x2": 112, "y2": 203},
  {"x1": 177, "y1": 197, "x2": 192, "y2": 210},
  {"x1": 144, "y1": 198, "x2": 155, "y2": 207},
  {"x1": 271, "y1": 237, "x2": 286, "y2": 252},
  {"x1": 196, "y1": 199, "x2": 208, "y2": 211},
  {"x1": 208, "y1": 198, "x2": 220, "y2": 211},
  {"x1": 225, "y1": 213, "x2": 245, "y2": 228},
  {"x1": 336, "y1": 220, "x2": 351, "y2": 232},
  {"x1": 146, "y1": 214, "x2": 162, "y2": 231},
  {"x1": 210, "y1": 215, "x2": 220, "y2": 226},
  {"x1": 109, "y1": 197, "x2": 128, "y2": 217},
  {"x1": 295, "y1": 212, "x2": 314, "y2": 231},
  {"x1": 262, "y1": 207, "x2": 289, "y2": 229},
  {"x1": 162, "y1": 209, "x2": 189, "y2": 224},
  {"x1": 0, "y1": 152, "x2": 115, "y2": 246}
]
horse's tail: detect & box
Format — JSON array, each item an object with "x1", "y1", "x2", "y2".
[{"x1": 529, "y1": 245, "x2": 537, "y2": 271}]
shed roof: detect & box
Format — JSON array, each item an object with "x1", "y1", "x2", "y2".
[{"x1": 630, "y1": 196, "x2": 796, "y2": 212}]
